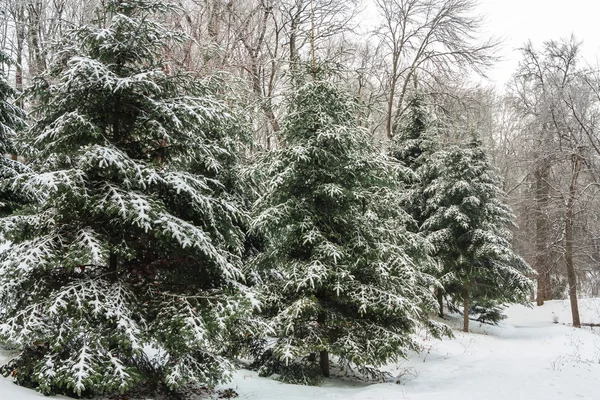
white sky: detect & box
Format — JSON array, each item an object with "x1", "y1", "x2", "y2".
[{"x1": 478, "y1": 0, "x2": 600, "y2": 87}]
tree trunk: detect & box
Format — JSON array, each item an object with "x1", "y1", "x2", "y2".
[
  {"x1": 319, "y1": 349, "x2": 329, "y2": 377},
  {"x1": 14, "y1": 7, "x2": 25, "y2": 109},
  {"x1": 385, "y1": 78, "x2": 397, "y2": 140},
  {"x1": 534, "y1": 166, "x2": 550, "y2": 306},
  {"x1": 7, "y1": 5, "x2": 26, "y2": 162},
  {"x1": 463, "y1": 282, "x2": 469, "y2": 332},
  {"x1": 436, "y1": 288, "x2": 444, "y2": 318},
  {"x1": 239, "y1": 4, "x2": 279, "y2": 148},
  {"x1": 27, "y1": 1, "x2": 46, "y2": 77},
  {"x1": 565, "y1": 156, "x2": 581, "y2": 328},
  {"x1": 207, "y1": 0, "x2": 220, "y2": 39},
  {"x1": 537, "y1": 271, "x2": 548, "y2": 306},
  {"x1": 109, "y1": 251, "x2": 118, "y2": 273},
  {"x1": 317, "y1": 311, "x2": 329, "y2": 377},
  {"x1": 288, "y1": 14, "x2": 300, "y2": 80}
]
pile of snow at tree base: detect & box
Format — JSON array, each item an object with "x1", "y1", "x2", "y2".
[{"x1": 1, "y1": 300, "x2": 599, "y2": 400}]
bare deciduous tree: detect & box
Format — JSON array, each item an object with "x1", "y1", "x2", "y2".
[
  {"x1": 507, "y1": 37, "x2": 600, "y2": 326},
  {"x1": 374, "y1": 0, "x2": 498, "y2": 139}
]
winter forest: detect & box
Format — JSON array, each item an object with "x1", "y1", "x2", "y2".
[{"x1": 0, "y1": 0, "x2": 600, "y2": 399}]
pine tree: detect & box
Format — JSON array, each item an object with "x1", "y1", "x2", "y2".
[
  {"x1": 0, "y1": 49, "x2": 27, "y2": 215},
  {"x1": 391, "y1": 94, "x2": 445, "y2": 314},
  {"x1": 250, "y1": 73, "x2": 446, "y2": 384},
  {"x1": 421, "y1": 136, "x2": 533, "y2": 332},
  {"x1": 391, "y1": 95, "x2": 433, "y2": 171},
  {"x1": 392, "y1": 98, "x2": 531, "y2": 325},
  {"x1": 0, "y1": 0, "x2": 251, "y2": 396},
  {"x1": 390, "y1": 93, "x2": 438, "y2": 230}
]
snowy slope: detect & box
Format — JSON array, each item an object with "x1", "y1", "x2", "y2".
[{"x1": 1, "y1": 299, "x2": 599, "y2": 400}]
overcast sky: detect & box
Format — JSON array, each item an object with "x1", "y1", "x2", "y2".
[
  {"x1": 479, "y1": 0, "x2": 600, "y2": 87},
  {"x1": 362, "y1": 0, "x2": 600, "y2": 90}
]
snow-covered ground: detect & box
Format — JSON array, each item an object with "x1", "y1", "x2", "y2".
[
  {"x1": 2, "y1": 299, "x2": 600, "y2": 400},
  {"x1": 225, "y1": 299, "x2": 600, "y2": 400},
  {"x1": 0, "y1": 367, "x2": 69, "y2": 400}
]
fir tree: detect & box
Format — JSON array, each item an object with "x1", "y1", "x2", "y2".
[
  {"x1": 421, "y1": 136, "x2": 533, "y2": 332},
  {"x1": 250, "y1": 72, "x2": 446, "y2": 384},
  {"x1": 0, "y1": 0, "x2": 252, "y2": 396},
  {"x1": 0, "y1": 49, "x2": 27, "y2": 215}
]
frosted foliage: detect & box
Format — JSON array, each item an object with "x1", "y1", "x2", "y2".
[
  {"x1": 0, "y1": 50, "x2": 28, "y2": 214},
  {"x1": 0, "y1": 50, "x2": 24, "y2": 156},
  {"x1": 0, "y1": 278, "x2": 142, "y2": 394},
  {"x1": 251, "y1": 80, "x2": 446, "y2": 382},
  {"x1": 422, "y1": 142, "x2": 533, "y2": 305},
  {"x1": 0, "y1": 0, "x2": 249, "y2": 396}
]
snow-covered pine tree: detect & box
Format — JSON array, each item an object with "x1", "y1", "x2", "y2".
[
  {"x1": 390, "y1": 94, "x2": 446, "y2": 315},
  {"x1": 390, "y1": 93, "x2": 439, "y2": 231},
  {"x1": 0, "y1": 0, "x2": 252, "y2": 396},
  {"x1": 250, "y1": 71, "x2": 446, "y2": 384},
  {"x1": 421, "y1": 136, "x2": 533, "y2": 332},
  {"x1": 391, "y1": 94, "x2": 433, "y2": 170},
  {"x1": 0, "y1": 49, "x2": 27, "y2": 215}
]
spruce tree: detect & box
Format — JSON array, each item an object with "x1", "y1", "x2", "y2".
[
  {"x1": 250, "y1": 73, "x2": 446, "y2": 384},
  {"x1": 0, "y1": 0, "x2": 251, "y2": 396},
  {"x1": 421, "y1": 136, "x2": 533, "y2": 332},
  {"x1": 0, "y1": 49, "x2": 27, "y2": 215}
]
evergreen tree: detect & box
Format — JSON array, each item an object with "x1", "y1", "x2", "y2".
[
  {"x1": 391, "y1": 94, "x2": 445, "y2": 314},
  {"x1": 390, "y1": 93, "x2": 439, "y2": 231},
  {"x1": 421, "y1": 136, "x2": 533, "y2": 332},
  {"x1": 391, "y1": 94, "x2": 434, "y2": 172},
  {"x1": 392, "y1": 97, "x2": 531, "y2": 325},
  {"x1": 0, "y1": 0, "x2": 251, "y2": 396},
  {"x1": 250, "y1": 73, "x2": 446, "y2": 384},
  {"x1": 0, "y1": 49, "x2": 27, "y2": 215}
]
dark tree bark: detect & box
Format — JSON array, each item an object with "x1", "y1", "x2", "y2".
[
  {"x1": 317, "y1": 311, "x2": 329, "y2": 377},
  {"x1": 319, "y1": 349, "x2": 329, "y2": 377},
  {"x1": 463, "y1": 282, "x2": 469, "y2": 332},
  {"x1": 109, "y1": 251, "x2": 118, "y2": 273},
  {"x1": 565, "y1": 155, "x2": 581, "y2": 328},
  {"x1": 436, "y1": 288, "x2": 444, "y2": 318}
]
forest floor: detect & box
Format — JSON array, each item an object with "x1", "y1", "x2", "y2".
[{"x1": 2, "y1": 299, "x2": 600, "y2": 400}]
